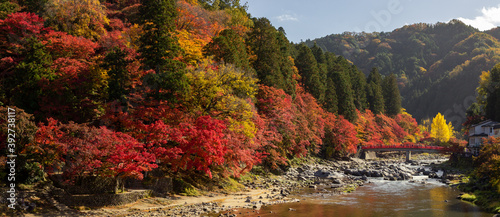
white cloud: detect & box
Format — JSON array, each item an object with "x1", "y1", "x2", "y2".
[
  {"x1": 276, "y1": 14, "x2": 299, "y2": 22},
  {"x1": 458, "y1": 5, "x2": 500, "y2": 31}
]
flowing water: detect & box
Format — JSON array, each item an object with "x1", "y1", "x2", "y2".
[{"x1": 227, "y1": 176, "x2": 492, "y2": 217}]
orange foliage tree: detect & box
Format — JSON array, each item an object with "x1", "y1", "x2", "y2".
[
  {"x1": 474, "y1": 137, "x2": 500, "y2": 193},
  {"x1": 355, "y1": 109, "x2": 422, "y2": 146}
]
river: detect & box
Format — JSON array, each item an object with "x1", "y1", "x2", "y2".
[{"x1": 223, "y1": 176, "x2": 491, "y2": 217}]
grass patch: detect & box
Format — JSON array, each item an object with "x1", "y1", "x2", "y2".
[
  {"x1": 458, "y1": 175, "x2": 500, "y2": 213},
  {"x1": 238, "y1": 171, "x2": 259, "y2": 183},
  {"x1": 474, "y1": 190, "x2": 500, "y2": 213},
  {"x1": 342, "y1": 184, "x2": 357, "y2": 193},
  {"x1": 491, "y1": 201, "x2": 500, "y2": 213},
  {"x1": 459, "y1": 193, "x2": 477, "y2": 203},
  {"x1": 73, "y1": 206, "x2": 91, "y2": 211},
  {"x1": 460, "y1": 175, "x2": 470, "y2": 184},
  {"x1": 173, "y1": 178, "x2": 202, "y2": 196},
  {"x1": 17, "y1": 184, "x2": 33, "y2": 190},
  {"x1": 180, "y1": 186, "x2": 200, "y2": 196},
  {"x1": 289, "y1": 156, "x2": 318, "y2": 167},
  {"x1": 248, "y1": 166, "x2": 267, "y2": 177},
  {"x1": 221, "y1": 177, "x2": 245, "y2": 193},
  {"x1": 113, "y1": 188, "x2": 126, "y2": 194}
]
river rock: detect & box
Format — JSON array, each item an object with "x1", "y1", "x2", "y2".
[
  {"x1": 400, "y1": 172, "x2": 412, "y2": 180},
  {"x1": 331, "y1": 184, "x2": 343, "y2": 188},
  {"x1": 332, "y1": 178, "x2": 343, "y2": 184},
  {"x1": 428, "y1": 172, "x2": 439, "y2": 179},
  {"x1": 373, "y1": 171, "x2": 383, "y2": 177}
]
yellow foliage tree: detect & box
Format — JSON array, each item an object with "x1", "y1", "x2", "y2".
[
  {"x1": 224, "y1": 7, "x2": 254, "y2": 35},
  {"x1": 185, "y1": 60, "x2": 258, "y2": 138},
  {"x1": 44, "y1": 0, "x2": 109, "y2": 40},
  {"x1": 476, "y1": 70, "x2": 491, "y2": 107},
  {"x1": 419, "y1": 118, "x2": 431, "y2": 135},
  {"x1": 430, "y1": 113, "x2": 453, "y2": 143},
  {"x1": 176, "y1": 29, "x2": 206, "y2": 65}
]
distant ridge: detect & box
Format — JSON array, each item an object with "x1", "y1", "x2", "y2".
[{"x1": 306, "y1": 20, "x2": 500, "y2": 129}]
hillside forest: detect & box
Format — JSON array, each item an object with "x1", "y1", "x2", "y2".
[
  {"x1": 306, "y1": 21, "x2": 500, "y2": 129},
  {"x1": 0, "y1": 0, "x2": 498, "y2": 195}
]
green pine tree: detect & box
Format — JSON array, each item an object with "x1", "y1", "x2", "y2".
[
  {"x1": 295, "y1": 44, "x2": 325, "y2": 103},
  {"x1": 311, "y1": 42, "x2": 326, "y2": 64},
  {"x1": 311, "y1": 43, "x2": 329, "y2": 101},
  {"x1": 330, "y1": 71, "x2": 357, "y2": 122},
  {"x1": 203, "y1": 29, "x2": 251, "y2": 72},
  {"x1": 7, "y1": 38, "x2": 53, "y2": 114},
  {"x1": 382, "y1": 73, "x2": 402, "y2": 116},
  {"x1": 247, "y1": 18, "x2": 284, "y2": 88},
  {"x1": 367, "y1": 67, "x2": 385, "y2": 114},
  {"x1": 138, "y1": 0, "x2": 187, "y2": 101},
  {"x1": 102, "y1": 47, "x2": 132, "y2": 104},
  {"x1": 349, "y1": 65, "x2": 368, "y2": 110},
  {"x1": 276, "y1": 28, "x2": 297, "y2": 97},
  {"x1": 18, "y1": 0, "x2": 46, "y2": 15},
  {"x1": 324, "y1": 78, "x2": 338, "y2": 114},
  {"x1": 247, "y1": 18, "x2": 296, "y2": 96},
  {"x1": 367, "y1": 67, "x2": 383, "y2": 85}
]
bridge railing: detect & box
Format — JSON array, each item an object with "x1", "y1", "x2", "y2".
[{"x1": 361, "y1": 144, "x2": 450, "y2": 151}]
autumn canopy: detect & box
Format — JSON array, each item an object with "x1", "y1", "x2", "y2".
[{"x1": 0, "y1": 0, "x2": 429, "y2": 184}]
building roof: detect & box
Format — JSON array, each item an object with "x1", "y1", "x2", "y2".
[
  {"x1": 469, "y1": 133, "x2": 489, "y2": 137},
  {"x1": 472, "y1": 120, "x2": 500, "y2": 128},
  {"x1": 483, "y1": 123, "x2": 500, "y2": 127}
]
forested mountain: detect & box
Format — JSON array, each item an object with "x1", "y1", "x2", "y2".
[{"x1": 306, "y1": 20, "x2": 500, "y2": 129}]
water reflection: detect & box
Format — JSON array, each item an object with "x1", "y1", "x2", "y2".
[{"x1": 227, "y1": 179, "x2": 491, "y2": 217}]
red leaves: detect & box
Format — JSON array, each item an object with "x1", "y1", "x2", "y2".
[
  {"x1": 37, "y1": 56, "x2": 105, "y2": 123},
  {"x1": 256, "y1": 85, "x2": 298, "y2": 167},
  {"x1": 103, "y1": 100, "x2": 257, "y2": 178},
  {"x1": 42, "y1": 31, "x2": 98, "y2": 60},
  {"x1": 29, "y1": 118, "x2": 157, "y2": 181},
  {"x1": 323, "y1": 113, "x2": 359, "y2": 157},
  {"x1": 394, "y1": 112, "x2": 419, "y2": 135},
  {"x1": 0, "y1": 12, "x2": 51, "y2": 62},
  {"x1": 375, "y1": 113, "x2": 405, "y2": 145},
  {"x1": 176, "y1": 0, "x2": 227, "y2": 40},
  {"x1": 0, "y1": 13, "x2": 106, "y2": 123},
  {"x1": 293, "y1": 87, "x2": 325, "y2": 154},
  {"x1": 355, "y1": 109, "x2": 422, "y2": 147},
  {"x1": 0, "y1": 12, "x2": 48, "y2": 47},
  {"x1": 0, "y1": 12, "x2": 45, "y2": 35},
  {"x1": 168, "y1": 116, "x2": 228, "y2": 178},
  {"x1": 0, "y1": 5, "x2": 432, "y2": 183},
  {"x1": 256, "y1": 85, "x2": 329, "y2": 166}
]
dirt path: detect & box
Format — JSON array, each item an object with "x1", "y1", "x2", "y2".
[
  {"x1": 19, "y1": 189, "x2": 277, "y2": 216},
  {"x1": 75, "y1": 188, "x2": 280, "y2": 216}
]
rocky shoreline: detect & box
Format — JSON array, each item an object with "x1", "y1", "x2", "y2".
[
  {"x1": 13, "y1": 154, "x2": 460, "y2": 217},
  {"x1": 90, "y1": 155, "x2": 457, "y2": 217}
]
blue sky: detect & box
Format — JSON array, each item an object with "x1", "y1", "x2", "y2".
[{"x1": 244, "y1": 0, "x2": 500, "y2": 43}]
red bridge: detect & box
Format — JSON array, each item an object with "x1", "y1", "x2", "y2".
[{"x1": 358, "y1": 144, "x2": 453, "y2": 161}]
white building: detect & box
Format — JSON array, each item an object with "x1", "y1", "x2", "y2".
[{"x1": 468, "y1": 120, "x2": 500, "y2": 155}]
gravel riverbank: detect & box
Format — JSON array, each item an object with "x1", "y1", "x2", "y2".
[{"x1": 16, "y1": 155, "x2": 455, "y2": 217}]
